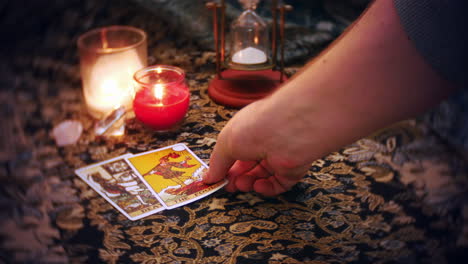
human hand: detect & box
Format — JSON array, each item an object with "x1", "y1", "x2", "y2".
[
  {"x1": 202, "y1": 96, "x2": 320, "y2": 196},
  {"x1": 202, "y1": 0, "x2": 458, "y2": 196}
]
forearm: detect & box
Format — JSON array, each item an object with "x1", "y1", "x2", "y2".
[
  {"x1": 204, "y1": 0, "x2": 460, "y2": 194},
  {"x1": 265, "y1": 0, "x2": 457, "y2": 159}
]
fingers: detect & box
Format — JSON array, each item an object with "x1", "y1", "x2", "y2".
[
  {"x1": 226, "y1": 160, "x2": 307, "y2": 196},
  {"x1": 225, "y1": 160, "x2": 257, "y2": 192},
  {"x1": 253, "y1": 171, "x2": 303, "y2": 197},
  {"x1": 233, "y1": 160, "x2": 270, "y2": 192},
  {"x1": 204, "y1": 101, "x2": 266, "y2": 186},
  {"x1": 203, "y1": 143, "x2": 236, "y2": 184},
  {"x1": 203, "y1": 123, "x2": 239, "y2": 184},
  {"x1": 253, "y1": 162, "x2": 309, "y2": 196},
  {"x1": 253, "y1": 178, "x2": 287, "y2": 197}
]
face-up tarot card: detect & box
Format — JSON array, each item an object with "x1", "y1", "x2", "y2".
[
  {"x1": 126, "y1": 144, "x2": 227, "y2": 209},
  {"x1": 75, "y1": 154, "x2": 165, "y2": 220}
]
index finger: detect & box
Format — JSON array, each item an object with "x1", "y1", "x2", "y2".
[{"x1": 203, "y1": 131, "x2": 236, "y2": 184}]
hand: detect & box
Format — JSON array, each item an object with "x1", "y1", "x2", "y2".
[
  {"x1": 203, "y1": 96, "x2": 319, "y2": 196},
  {"x1": 203, "y1": 0, "x2": 457, "y2": 196}
]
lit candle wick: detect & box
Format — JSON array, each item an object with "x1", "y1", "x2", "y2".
[{"x1": 154, "y1": 84, "x2": 164, "y2": 106}]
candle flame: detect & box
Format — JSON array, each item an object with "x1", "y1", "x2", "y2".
[
  {"x1": 102, "y1": 79, "x2": 117, "y2": 91},
  {"x1": 254, "y1": 36, "x2": 259, "y2": 45},
  {"x1": 154, "y1": 84, "x2": 164, "y2": 105},
  {"x1": 101, "y1": 79, "x2": 121, "y2": 108},
  {"x1": 156, "y1": 67, "x2": 162, "y2": 74}
]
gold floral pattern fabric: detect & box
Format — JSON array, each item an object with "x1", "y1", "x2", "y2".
[
  {"x1": 1, "y1": 0, "x2": 468, "y2": 263},
  {"x1": 3, "y1": 72, "x2": 468, "y2": 263}
]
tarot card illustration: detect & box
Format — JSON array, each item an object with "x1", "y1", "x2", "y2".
[
  {"x1": 75, "y1": 154, "x2": 165, "y2": 220},
  {"x1": 127, "y1": 144, "x2": 227, "y2": 208}
]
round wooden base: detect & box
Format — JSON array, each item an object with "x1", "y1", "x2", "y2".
[{"x1": 208, "y1": 69, "x2": 287, "y2": 108}]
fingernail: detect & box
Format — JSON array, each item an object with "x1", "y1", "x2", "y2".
[{"x1": 202, "y1": 170, "x2": 210, "y2": 182}]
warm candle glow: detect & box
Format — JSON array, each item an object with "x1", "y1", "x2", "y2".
[
  {"x1": 78, "y1": 26, "x2": 147, "y2": 120},
  {"x1": 99, "y1": 79, "x2": 122, "y2": 108},
  {"x1": 133, "y1": 65, "x2": 190, "y2": 131},
  {"x1": 154, "y1": 84, "x2": 164, "y2": 105},
  {"x1": 84, "y1": 51, "x2": 144, "y2": 117},
  {"x1": 101, "y1": 79, "x2": 118, "y2": 96}
]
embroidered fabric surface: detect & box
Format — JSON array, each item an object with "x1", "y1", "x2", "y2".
[{"x1": 1, "y1": 0, "x2": 468, "y2": 263}]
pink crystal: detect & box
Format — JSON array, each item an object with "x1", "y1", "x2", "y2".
[{"x1": 52, "y1": 120, "x2": 83, "y2": 146}]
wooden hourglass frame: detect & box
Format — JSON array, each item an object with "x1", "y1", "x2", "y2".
[{"x1": 206, "y1": 0, "x2": 292, "y2": 108}]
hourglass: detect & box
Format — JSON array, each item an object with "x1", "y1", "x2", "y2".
[
  {"x1": 229, "y1": 0, "x2": 270, "y2": 69},
  {"x1": 206, "y1": 0, "x2": 292, "y2": 108}
]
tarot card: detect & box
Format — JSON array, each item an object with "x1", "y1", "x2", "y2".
[
  {"x1": 75, "y1": 154, "x2": 165, "y2": 221},
  {"x1": 126, "y1": 144, "x2": 227, "y2": 209}
]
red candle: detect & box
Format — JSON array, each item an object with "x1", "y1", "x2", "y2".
[{"x1": 133, "y1": 65, "x2": 190, "y2": 130}]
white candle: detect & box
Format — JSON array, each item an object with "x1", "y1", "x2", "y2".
[
  {"x1": 84, "y1": 49, "x2": 145, "y2": 118},
  {"x1": 232, "y1": 46, "x2": 267, "y2": 64}
]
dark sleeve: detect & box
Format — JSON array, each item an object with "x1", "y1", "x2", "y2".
[{"x1": 393, "y1": 0, "x2": 468, "y2": 87}]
